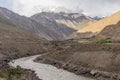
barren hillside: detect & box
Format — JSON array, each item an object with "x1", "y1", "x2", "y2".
[{"x1": 98, "y1": 21, "x2": 120, "y2": 41}]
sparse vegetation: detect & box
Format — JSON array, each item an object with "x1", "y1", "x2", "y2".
[{"x1": 0, "y1": 67, "x2": 23, "y2": 80}]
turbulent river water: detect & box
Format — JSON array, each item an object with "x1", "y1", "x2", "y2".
[{"x1": 9, "y1": 55, "x2": 95, "y2": 80}]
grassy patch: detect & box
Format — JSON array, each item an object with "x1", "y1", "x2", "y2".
[{"x1": 96, "y1": 39, "x2": 112, "y2": 44}]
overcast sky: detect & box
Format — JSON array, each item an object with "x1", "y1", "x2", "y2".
[{"x1": 0, "y1": 0, "x2": 120, "y2": 17}]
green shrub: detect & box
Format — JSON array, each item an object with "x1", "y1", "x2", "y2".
[
  {"x1": 8, "y1": 66, "x2": 22, "y2": 76},
  {"x1": 0, "y1": 67, "x2": 23, "y2": 80},
  {"x1": 0, "y1": 70, "x2": 6, "y2": 78},
  {"x1": 96, "y1": 39, "x2": 112, "y2": 44},
  {"x1": 8, "y1": 66, "x2": 23, "y2": 80}
]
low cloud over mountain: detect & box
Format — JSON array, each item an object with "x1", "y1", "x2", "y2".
[{"x1": 1, "y1": 0, "x2": 120, "y2": 17}]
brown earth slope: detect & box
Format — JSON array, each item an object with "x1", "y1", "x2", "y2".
[
  {"x1": 38, "y1": 42, "x2": 120, "y2": 73},
  {"x1": 98, "y1": 21, "x2": 120, "y2": 41},
  {"x1": 36, "y1": 40, "x2": 120, "y2": 80}
]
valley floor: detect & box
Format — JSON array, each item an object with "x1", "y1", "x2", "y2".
[
  {"x1": 35, "y1": 41, "x2": 120, "y2": 80},
  {"x1": 1, "y1": 38, "x2": 120, "y2": 80}
]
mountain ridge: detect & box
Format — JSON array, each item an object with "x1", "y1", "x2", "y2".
[
  {"x1": 78, "y1": 11, "x2": 120, "y2": 33},
  {"x1": 0, "y1": 7, "x2": 75, "y2": 40},
  {"x1": 31, "y1": 12, "x2": 95, "y2": 30}
]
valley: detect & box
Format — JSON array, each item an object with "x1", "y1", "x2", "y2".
[
  {"x1": 0, "y1": 3, "x2": 120, "y2": 80},
  {"x1": 9, "y1": 55, "x2": 95, "y2": 80}
]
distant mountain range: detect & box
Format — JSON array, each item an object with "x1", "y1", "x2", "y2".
[
  {"x1": 0, "y1": 7, "x2": 97, "y2": 40},
  {"x1": 68, "y1": 11, "x2": 120, "y2": 40},
  {"x1": 31, "y1": 12, "x2": 95, "y2": 30},
  {"x1": 0, "y1": 7, "x2": 76, "y2": 40}
]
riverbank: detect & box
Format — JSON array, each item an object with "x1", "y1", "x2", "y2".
[
  {"x1": 0, "y1": 66, "x2": 41, "y2": 80},
  {"x1": 0, "y1": 54, "x2": 43, "y2": 80},
  {"x1": 35, "y1": 43, "x2": 120, "y2": 80},
  {"x1": 0, "y1": 37, "x2": 55, "y2": 80},
  {"x1": 0, "y1": 39, "x2": 52, "y2": 80},
  {"x1": 36, "y1": 57, "x2": 120, "y2": 80}
]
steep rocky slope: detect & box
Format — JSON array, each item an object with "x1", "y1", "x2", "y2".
[
  {"x1": 98, "y1": 21, "x2": 120, "y2": 41},
  {"x1": 0, "y1": 7, "x2": 75, "y2": 40},
  {"x1": 31, "y1": 13, "x2": 76, "y2": 40},
  {"x1": 31, "y1": 12, "x2": 95, "y2": 30},
  {"x1": 78, "y1": 11, "x2": 120, "y2": 33}
]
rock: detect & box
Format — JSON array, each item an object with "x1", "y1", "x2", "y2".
[{"x1": 90, "y1": 70, "x2": 98, "y2": 76}]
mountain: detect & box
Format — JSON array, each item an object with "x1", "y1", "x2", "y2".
[
  {"x1": 0, "y1": 7, "x2": 75, "y2": 40},
  {"x1": 78, "y1": 11, "x2": 120, "y2": 33},
  {"x1": 31, "y1": 12, "x2": 96, "y2": 40},
  {"x1": 31, "y1": 12, "x2": 95, "y2": 30},
  {"x1": 0, "y1": 14, "x2": 37, "y2": 40},
  {"x1": 98, "y1": 21, "x2": 120, "y2": 41},
  {"x1": 0, "y1": 13, "x2": 50, "y2": 59}
]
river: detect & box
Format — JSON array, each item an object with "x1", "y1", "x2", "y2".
[{"x1": 9, "y1": 55, "x2": 95, "y2": 80}]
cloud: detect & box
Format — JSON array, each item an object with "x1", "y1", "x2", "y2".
[{"x1": 1, "y1": 0, "x2": 120, "y2": 17}]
